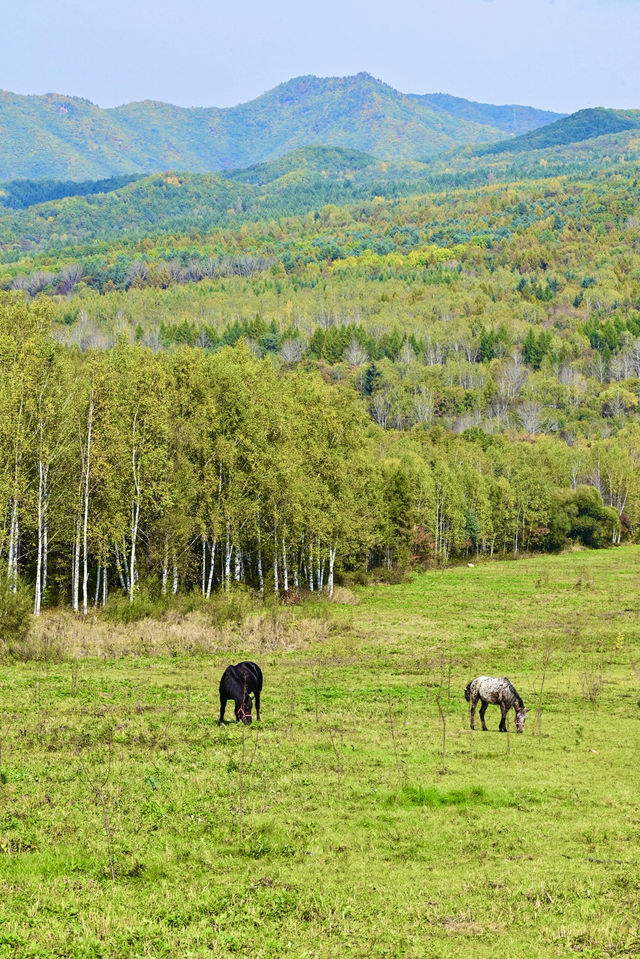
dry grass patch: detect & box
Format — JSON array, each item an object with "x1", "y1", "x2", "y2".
[
  {"x1": 26, "y1": 606, "x2": 329, "y2": 660},
  {"x1": 330, "y1": 586, "x2": 359, "y2": 605}
]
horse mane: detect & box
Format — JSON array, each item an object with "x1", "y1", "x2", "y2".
[{"x1": 506, "y1": 680, "x2": 523, "y2": 708}]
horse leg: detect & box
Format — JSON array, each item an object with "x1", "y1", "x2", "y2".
[
  {"x1": 218, "y1": 693, "x2": 227, "y2": 725},
  {"x1": 254, "y1": 689, "x2": 261, "y2": 722},
  {"x1": 499, "y1": 703, "x2": 507, "y2": 732},
  {"x1": 479, "y1": 701, "x2": 489, "y2": 731},
  {"x1": 470, "y1": 697, "x2": 477, "y2": 730}
]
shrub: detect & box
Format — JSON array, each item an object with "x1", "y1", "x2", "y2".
[
  {"x1": 104, "y1": 587, "x2": 215, "y2": 624},
  {"x1": 351, "y1": 569, "x2": 370, "y2": 587},
  {"x1": 105, "y1": 590, "x2": 166, "y2": 624},
  {"x1": 208, "y1": 586, "x2": 261, "y2": 627},
  {"x1": 375, "y1": 566, "x2": 408, "y2": 585},
  {"x1": 0, "y1": 573, "x2": 33, "y2": 657},
  {"x1": 545, "y1": 485, "x2": 621, "y2": 551}
]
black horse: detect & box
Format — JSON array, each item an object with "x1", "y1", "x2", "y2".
[{"x1": 218, "y1": 661, "x2": 263, "y2": 725}]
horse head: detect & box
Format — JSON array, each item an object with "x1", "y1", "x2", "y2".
[
  {"x1": 515, "y1": 705, "x2": 527, "y2": 733},
  {"x1": 235, "y1": 696, "x2": 253, "y2": 725}
]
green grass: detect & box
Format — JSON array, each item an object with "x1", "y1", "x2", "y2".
[{"x1": 1, "y1": 547, "x2": 639, "y2": 957}]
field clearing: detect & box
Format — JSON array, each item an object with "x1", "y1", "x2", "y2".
[{"x1": 1, "y1": 548, "x2": 639, "y2": 958}]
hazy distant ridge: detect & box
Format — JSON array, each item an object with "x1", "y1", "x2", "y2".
[
  {"x1": 478, "y1": 107, "x2": 640, "y2": 155},
  {"x1": 0, "y1": 74, "x2": 562, "y2": 180}
]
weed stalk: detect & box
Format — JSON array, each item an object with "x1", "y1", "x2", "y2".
[
  {"x1": 387, "y1": 694, "x2": 405, "y2": 786},
  {"x1": 435, "y1": 691, "x2": 446, "y2": 774},
  {"x1": 536, "y1": 647, "x2": 551, "y2": 744},
  {"x1": 312, "y1": 667, "x2": 319, "y2": 723},
  {"x1": 328, "y1": 727, "x2": 342, "y2": 800},
  {"x1": 78, "y1": 742, "x2": 116, "y2": 881},
  {"x1": 289, "y1": 689, "x2": 295, "y2": 740}
]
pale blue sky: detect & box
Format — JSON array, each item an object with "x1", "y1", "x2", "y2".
[{"x1": 5, "y1": 0, "x2": 639, "y2": 113}]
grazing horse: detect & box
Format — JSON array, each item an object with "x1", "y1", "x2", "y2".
[
  {"x1": 464, "y1": 676, "x2": 527, "y2": 733},
  {"x1": 219, "y1": 661, "x2": 263, "y2": 725}
]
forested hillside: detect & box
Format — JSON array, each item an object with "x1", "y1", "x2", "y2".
[
  {"x1": 1, "y1": 125, "x2": 638, "y2": 258},
  {"x1": 0, "y1": 294, "x2": 635, "y2": 620},
  {"x1": 1, "y1": 99, "x2": 640, "y2": 616},
  {"x1": 480, "y1": 107, "x2": 640, "y2": 155},
  {"x1": 0, "y1": 174, "x2": 142, "y2": 210},
  {"x1": 0, "y1": 75, "x2": 561, "y2": 180}
]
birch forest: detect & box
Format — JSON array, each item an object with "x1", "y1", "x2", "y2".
[{"x1": 1, "y1": 292, "x2": 638, "y2": 618}]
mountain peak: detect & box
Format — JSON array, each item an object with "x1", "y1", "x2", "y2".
[{"x1": 0, "y1": 76, "x2": 564, "y2": 180}]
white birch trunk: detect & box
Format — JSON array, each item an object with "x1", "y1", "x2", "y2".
[
  {"x1": 102, "y1": 566, "x2": 108, "y2": 606},
  {"x1": 42, "y1": 479, "x2": 48, "y2": 596},
  {"x1": 34, "y1": 460, "x2": 44, "y2": 616},
  {"x1": 257, "y1": 546, "x2": 264, "y2": 597},
  {"x1": 123, "y1": 539, "x2": 131, "y2": 592},
  {"x1": 115, "y1": 543, "x2": 127, "y2": 591},
  {"x1": 82, "y1": 395, "x2": 93, "y2": 616},
  {"x1": 234, "y1": 546, "x2": 241, "y2": 582},
  {"x1": 206, "y1": 540, "x2": 216, "y2": 598},
  {"x1": 129, "y1": 412, "x2": 140, "y2": 603},
  {"x1": 13, "y1": 510, "x2": 19, "y2": 589},
  {"x1": 8, "y1": 400, "x2": 22, "y2": 592},
  {"x1": 162, "y1": 535, "x2": 169, "y2": 596},
  {"x1": 328, "y1": 546, "x2": 336, "y2": 598},
  {"x1": 94, "y1": 565, "x2": 101, "y2": 607},
  {"x1": 308, "y1": 547, "x2": 314, "y2": 591},
  {"x1": 172, "y1": 548, "x2": 178, "y2": 594},
  {"x1": 201, "y1": 535, "x2": 207, "y2": 595},
  {"x1": 282, "y1": 537, "x2": 288, "y2": 593},
  {"x1": 7, "y1": 509, "x2": 13, "y2": 585},
  {"x1": 129, "y1": 502, "x2": 139, "y2": 599},
  {"x1": 273, "y1": 524, "x2": 279, "y2": 594},
  {"x1": 70, "y1": 533, "x2": 76, "y2": 608},
  {"x1": 316, "y1": 539, "x2": 322, "y2": 592},
  {"x1": 224, "y1": 524, "x2": 231, "y2": 591},
  {"x1": 8, "y1": 500, "x2": 19, "y2": 591},
  {"x1": 72, "y1": 518, "x2": 80, "y2": 612}
]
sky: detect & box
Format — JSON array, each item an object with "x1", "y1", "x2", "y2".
[{"x1": 4, "y1": 0, "x2": 640, "y2": 113}]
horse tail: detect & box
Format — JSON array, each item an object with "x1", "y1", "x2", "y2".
[{"x1": 464, "y1": 682, "x2": 472, "y2": 702}]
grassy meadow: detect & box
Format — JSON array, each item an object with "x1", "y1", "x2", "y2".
[{"x1": 1, "y1": 547, "x2": 639, "y2": 958}]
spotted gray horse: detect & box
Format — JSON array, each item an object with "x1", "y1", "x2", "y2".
[{"x1": 464, "y1": 676, "x2": 527, "y2": 733}]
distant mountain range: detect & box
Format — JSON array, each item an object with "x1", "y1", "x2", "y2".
[
  {"x1": 3, "y1": 115, "x2": 639, "y2": 261},
  {"x1": 0, "y1": 74, "x2": 562, "y2": 181}
]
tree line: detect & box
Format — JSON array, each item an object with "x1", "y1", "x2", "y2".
[{"x1": 1, "y1": 295, "x2": 637, "y2": 617}]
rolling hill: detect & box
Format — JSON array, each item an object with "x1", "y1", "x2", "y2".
[
  {"x1": 0, "y1": 74, "x2": 562, "y2": 180},
  {"x1": 0, "y1": 148, "x2": 442, "y2": 255},
  {"x1": 2, "y1": 126, "x2": 638, "y2": 262},
  {"x1": 479, "y1": 107, "x2": 640, "y2": 155}
]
